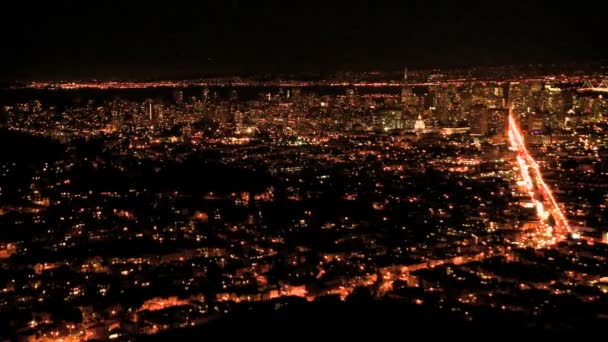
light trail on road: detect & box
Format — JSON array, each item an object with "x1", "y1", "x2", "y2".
[{"x1": 508, "y1": 112, "x2": 570, "y2": 242}]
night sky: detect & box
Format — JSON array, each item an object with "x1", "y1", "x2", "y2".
[{"x1": 2, "y1": 0, "x2": 606, "y2": 80}]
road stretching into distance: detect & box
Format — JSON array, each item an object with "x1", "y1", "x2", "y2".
[
  {"x1": 372, "y1": 112, "x2": 574, "y2": 296},
  {"x1": 508, "y1": 111, "x2": 571, "y2": 246},
  {"x1": 252, "y1": 112, "x2": 574, "y2": 300}
]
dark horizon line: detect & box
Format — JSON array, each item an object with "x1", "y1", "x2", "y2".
[{"x1": 4, "y1": 58, "x2": 608, "y2": 83}]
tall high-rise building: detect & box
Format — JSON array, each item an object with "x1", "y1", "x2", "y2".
[
  {"x1": 530, "y1": 81, "x2": 544, "y2": 112},
  {"x1": 508, "y1": 82, "x2": 531, "y2": 115},
  {"x1": 143, "y1": 99, "x2": 155, "y2": 121},
  {"x1": 431, "y1": 85, "x2": 450, "y2": 124},
  {"x1": 401, "y1": 86, "x2": 417, "y2": 110},
  {"x1": 402, "y1": 68, "x2": 418, "y2": 115},
  {"x1": 490, "y1": 84, "x2": 505, "y2": 108},
  {"x1": 431, "y1": 86, "x2": 448, "y2": 109},
  {"x1": 234, "y1": 110, "x2": 244, "y2": 133},
  {"x1": 526, "y1": 112, "x2": 545, "y2": 132},
  {"x1": 470, "y1": 104, "x2": 489, "y2": 136},
  {"x1": 544, "y1": 84, "x2": 564, "y2": 115},
  {"x1": 110, "y1": 102, "x2": 122, "y2": 129},
  {"x1": 423, "y1": 92, "x2": 435, "y2": 110},
  {"x1": 346, "y1": 88, "x2": 357, "y2": 107},
  {"x1": 488, "y1": 109, "x2": 508, "y2": 137}
]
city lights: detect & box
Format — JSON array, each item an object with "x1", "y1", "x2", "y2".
[{"x1": 1, "y1": 2, "x2": 607, "y2": 336}]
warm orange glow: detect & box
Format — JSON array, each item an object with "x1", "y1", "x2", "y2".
[{"x1": 508, "y1": 112, "x2": 570, "y2": 242}]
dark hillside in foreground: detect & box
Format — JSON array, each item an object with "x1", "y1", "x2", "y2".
[{"x1": 140, "y1": 295, "x2": 602, "y2": 341}]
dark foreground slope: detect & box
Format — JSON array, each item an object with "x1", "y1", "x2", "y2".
[{"x1": 139, "y1": 295, "x2": 601, "y2": 341}]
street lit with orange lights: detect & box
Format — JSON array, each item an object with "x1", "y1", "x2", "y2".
[{"x1": 508, "y1": 112, "x2": 571, "y2": 247}]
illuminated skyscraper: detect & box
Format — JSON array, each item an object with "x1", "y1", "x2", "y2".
[
  {"x1": 110, "y1": 102, "x2": 122, "y2": 129},
  {"x1": 346, "y1": 88, "x2": 357, "y2": 107},
  {"x1": 401, "y1": 67, "x2": 418, "y2": 114},
  {"x1": 544, "y1": 84, "x2": 564, "y2": 115},
  {"x1": 234, "y1": 110, "x2": 244, "y2": 133},
  {"x1": 508, "y1": 82, "x2": 530, "y2": 115},
  {"x1": 488, "y1": 109, "x2": 508, "y2": 137},
  {"x1": 470, "y1": 104, "x2": 488, "y2": 136},
  {"x1": 143, "y1": 99, "x2": 154, "y2": 121}
]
